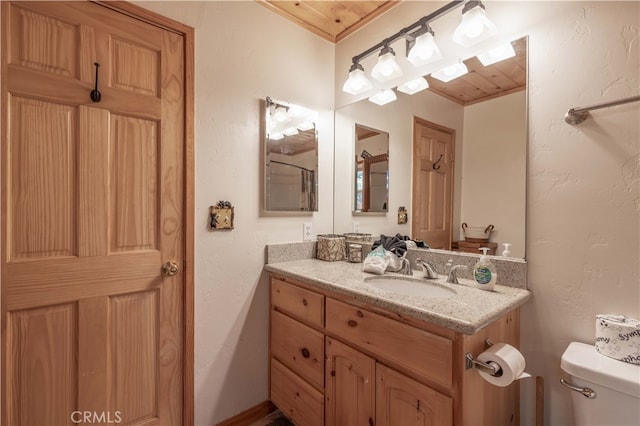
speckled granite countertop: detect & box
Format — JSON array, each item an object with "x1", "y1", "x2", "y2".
[{"x1": 265, "y1": 259, "x2": 532, "y2": 335}]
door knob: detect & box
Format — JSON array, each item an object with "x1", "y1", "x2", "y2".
[{"x1": 162, "y1": 260, "x2": 179, "y2": 277}]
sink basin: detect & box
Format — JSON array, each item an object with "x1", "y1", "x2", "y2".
[{"x1": 364, "y1": 276, "x2": 456, "y2": 298}]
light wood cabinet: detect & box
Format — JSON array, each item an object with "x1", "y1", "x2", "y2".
[
  {"x1": 269, "y1": 274, "x2": 520, "y2": 426},
  {"x1": 376, "y1": 364, "x2": 452, "y2": 426},
  {"x1": 325, "y1": 337, "x2": 376, "y2": 426}
]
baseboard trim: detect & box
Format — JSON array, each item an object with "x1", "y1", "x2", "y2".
[{"x1": 216, "y1": 400, "x2": 277, "y2": 426}]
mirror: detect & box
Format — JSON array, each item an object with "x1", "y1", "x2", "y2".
[
  {"x1": 263, "y1": 97, "x2": 318, "y2": 212},
  {"x1": 334, "y1": 37, "x2": 527, "y2": 258},
  {"x1": 354, "y1": 124, "x2": 389, "y2": 213}
]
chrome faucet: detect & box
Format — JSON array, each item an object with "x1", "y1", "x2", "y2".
[
  {"x1": 399, "y1": 256, "x2": 412, "y2": 275},
  {"x1": 446, "y1": 262, "x2": 468, "y2": 284},
  {"x1": 415, "y1": 258, "x2": 438, "y2": 279}
]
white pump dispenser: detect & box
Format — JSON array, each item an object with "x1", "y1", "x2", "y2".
[{"x1": 473, "y1": 247, "x2": 497, "y2": 291}]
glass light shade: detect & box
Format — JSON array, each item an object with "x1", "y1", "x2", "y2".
[
  {"x1": 397, "y1": 77, "x2": 429, "y2": 95},
  {"x1": 368, "y1": 89, "x2": 397, "y2": 106},
  {"x1": 407, "y1": 33, "x2": 442, "y2": 67},
  {"x1": 452, "y1": 5, "x2": 498, "y2": 47},
  {"x1": 272, "y1": 107, "x2": 289, "y2": 123},
  {"x1": 269, "y1": 132, "x2": 284, "y2": 140},
  {"x1": 342, "y1": 67, "x2": 373, "y2": 95},
  {"x1": 371, "y1": 51, "x2": 403, "y2": 82},
  {"x1": 431, "y1": 62, "x2": 469, "y2": 82},
  {"x1": 477, "y1": 42, "x2": 516, "y2": 66}
]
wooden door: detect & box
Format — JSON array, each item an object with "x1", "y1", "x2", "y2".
[
  {"x1": 325, "y1": 337, "x2": 375, "y2": 426},
  {"x1": 2, "y1": 2, "x2": 187, "y2": 424},
  {"x1": 411, "y1": 118, "x2": 455, "y2": 250},
  {"x1": 376, "y1": 364, "x2": 452, "y2": 426}
]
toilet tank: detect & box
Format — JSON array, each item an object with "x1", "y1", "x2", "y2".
[{"x1": 561, "y1": 342, "x2": 640, "y2": 426}]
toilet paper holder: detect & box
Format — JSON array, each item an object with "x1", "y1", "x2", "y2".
[{"x1": 465, "y1": 339, "x2": 502, "y2": 376}]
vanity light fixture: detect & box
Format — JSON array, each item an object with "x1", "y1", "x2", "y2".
[
  {"x1": 368, "y1": 89, "x2": 397, "y2": 106},
  {"x1": 341, "y1": 0, "x2": 499, "y2": 101},
  {"x1": 342, "y1": 62, "x2": 373, "y2": 95},
  {"x1": 452, "y1": 0, "x2": 498, "y2": 47},
  {"x1": 476, "y1": 42, "x2": 516, "y2": 66},
  {"x1": 407, "y1": 25, "x2": 442, "y2": 67},
  {"x1": 431, "y1": 61, "x2": 469, "y2": 82},
  {"x1": 397, "y1": 77, "x2": 429, "y2": 95},
  {"x1": 371, "y1": 46, "x2": 403, "y2": 82}
]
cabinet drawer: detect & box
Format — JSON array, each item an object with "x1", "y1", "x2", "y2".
[
  {"x1": 271, "y1": 277, "x2": 324, "y2": 327},
  {"x1": 271, "y1": 358, "x2": 324, "y2": 426},
  {"x1": 271, "y1": 310, "x2": 324, "y2": 390},
  {"x1": 326, "y1": 298, "x2": 453, "y2": 389}
]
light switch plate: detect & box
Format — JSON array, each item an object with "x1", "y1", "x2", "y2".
[
  {"x1": 303, "y1": 222, "x2": 313, "y2": 241},
  {"x1": 352, "y1": 221, "x2": 360, "y2": 233}
]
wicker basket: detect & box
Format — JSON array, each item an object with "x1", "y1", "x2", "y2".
[{"x1": 316, "y1": 234, "x2": 346, "y2": 261}]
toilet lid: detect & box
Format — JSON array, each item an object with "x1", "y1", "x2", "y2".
[{"x1": 561, "y1": 342, "x2": 640, "y2": 398}]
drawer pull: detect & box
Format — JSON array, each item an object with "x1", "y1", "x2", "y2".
[
  {"x1": 348, "y1": 320, "x2": 358, "y2": 327},
  {"x1": 356, "y1": 310, "x2": 364, "y2": 318},
  {"x1": 369, "y1": 417, "x2": 374, "y2": 426},
  {"x1": 301, "y1": 347, "x2": 310, "y2": 358},
  {"x1": 302, "y1": 298, "x2": 308, "y2": 306}
]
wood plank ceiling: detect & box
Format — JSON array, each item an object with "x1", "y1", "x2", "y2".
[{"x1": 257, "y1": 0, "x2": 526, "y2": 106}]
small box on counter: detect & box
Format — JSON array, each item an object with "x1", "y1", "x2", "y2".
[{"x1": 316, "y1": 234, "x2": 346, "y2": 261}]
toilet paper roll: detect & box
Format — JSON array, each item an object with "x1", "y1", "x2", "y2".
[{"x1": 476, "y1": 343, "x2": 531, "y2": 387}]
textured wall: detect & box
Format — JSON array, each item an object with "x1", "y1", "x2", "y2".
[{"x1": 133, "y1": 2, "x2": 335, "y2": 424}]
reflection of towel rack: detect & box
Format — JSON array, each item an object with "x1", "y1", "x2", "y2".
[
  {"x1": 270, "y1": 160, "x2": 314, "y2": 173},
  {"x1": 564, "y1": 95, "x2": 640, "y2": 124}
]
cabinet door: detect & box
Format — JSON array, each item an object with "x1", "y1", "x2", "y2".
[
  {"x1": 326, "y1": 338, "x2": 376, "y2": 426},
  {"x1": 376, "y1": 364, "x2": 452, "y2": 426}
]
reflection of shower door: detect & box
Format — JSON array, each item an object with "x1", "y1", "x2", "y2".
[{"x1": 411, "y1": 118, "x2": 455, "y2": 250}]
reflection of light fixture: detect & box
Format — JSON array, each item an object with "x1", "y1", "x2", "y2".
[
  {"x1": 272, "y1": 107, "x2": 289, "y2": 123},
  {"x1": 407, "y1": 25, "x2": 442, "y2": 67},
  {"x1": 340, "y1": 1, "x2": 500, "y2": 101},
  {"x1": 452, "y1": 0, "x2": 498, "y2": 47},
  {"x1": 266, "y1": 96, "x2": 319, "y2": 138},
  {"x1": 431, "y1": 61, "x2": 469, "y2": 82},
  {"x1": 361, "y1": 150, "x2": 372, "y2": 159},
  {"x1": 397, "y1": 77, "x2": 429, "y2": 95},
  {"x1": 371, "y1": 46, "x2": 403, "y2": 82},
  {"x1": 368, "y1": 89, "x2": 397, "y2": 106},
  {"x1": 342, "y1": 63, "x2": 373, "y2": 95},
  {"x1": 297, "y1": 121, "x2": 315, "y2": 131},
  {"x1": 270, "y1": 132, "x2": 284, "y2": 140},
  {"x1": 477, "y1": 42, "x2": 516, "y2": 66}
]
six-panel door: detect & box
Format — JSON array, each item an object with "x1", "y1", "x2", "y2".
[{"x1": 2, "y1": 2, "x2": 185, "y2": 424}]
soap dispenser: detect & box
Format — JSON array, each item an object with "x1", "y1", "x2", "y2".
[{"x1": 473, "y1": 248, "x2": 497, "y2": 291}]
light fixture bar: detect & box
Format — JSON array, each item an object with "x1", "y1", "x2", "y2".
[{"x1": 349, "y1": 0, "x2": 470, "y2": 67}]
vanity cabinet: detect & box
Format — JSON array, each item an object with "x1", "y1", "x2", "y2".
[{"x1": 269, "y1": 274, "x2": 520, "y2": 426}]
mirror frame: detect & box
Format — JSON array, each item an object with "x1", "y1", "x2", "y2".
[{"x1": 353, "y1": 123, "x2": 389, "y2": 214}]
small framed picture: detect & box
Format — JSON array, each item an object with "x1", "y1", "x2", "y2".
[{"x1": 209, "y1": 201, "x2": 234, "y2": 230}]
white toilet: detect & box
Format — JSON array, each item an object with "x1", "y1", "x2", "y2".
[{"x1": 561, "y1": 342, "x2": 640, "y2": 425}]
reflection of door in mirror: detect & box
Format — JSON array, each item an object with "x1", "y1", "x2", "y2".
[
  {"x1": 411, "y1": 118, "x2": 454, "y2": 249},
  {"x1": 354, "y1": 124, "x2": 389, "y2": 213}
]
